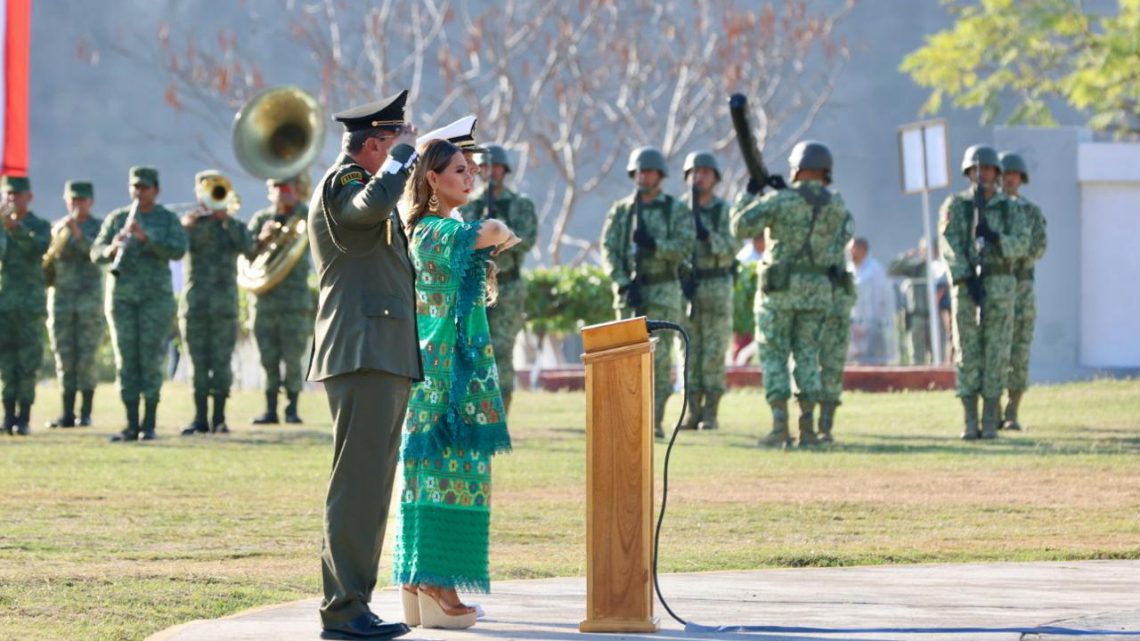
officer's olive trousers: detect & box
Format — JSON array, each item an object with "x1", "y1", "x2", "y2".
[{"x1": 320, "y1": 369, "x2": 411, "y2": 627}]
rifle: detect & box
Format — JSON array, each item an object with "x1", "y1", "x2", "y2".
[
  {"x1": 624, "y1": 188, "x2": 646, "y2": 316},
  {"x1": 682, "y1": 183, "x2": 701, "y2": 319},
  {"x1": 483, "y1": 174, "x2": 495, "y2": 221},
  {"x1": 964, "y1": 180, "x2": 988, "y2": 306}
]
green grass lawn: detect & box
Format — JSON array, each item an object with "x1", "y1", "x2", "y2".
[{"x1": 1, "y1": 379, "x2": 1139, "y2": 640}]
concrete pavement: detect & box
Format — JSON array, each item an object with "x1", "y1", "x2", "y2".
[{"x1": 147, "y1": 560, "x2": 1140, "y2": 641}]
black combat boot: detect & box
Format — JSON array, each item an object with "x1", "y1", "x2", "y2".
[
  {"x1": 679, "y1": 392, "x2": 702, "y2": 430},
  {"x1": 140, "y1": 399, "x2": 159, "y2": 440},
  {"x1": 981, "y1": 397, "x2": 1000, "y2": 440},
  {"x1": 283, "y1": 391, "x2": 302, "y2": 424},
  {"x1": 797, "y1": 400, "x2": 819, "y2": 448},
  {"x1": 15, "y1": 401, "x2": 32, "y2": 436},
  {"x1": 818, "y1": 401, "x2": 838, "y2": 443},
  {"x1": 1002, "y1": 390, "x2": 1023, "y2": 431},
  {"x1": 251, "y1": 391, "x2": 279, "y2": 425},
  {"x1": 960, "y1": 395, "x2": 980, "y2": 441},
  {"x1": 182, "y1": 395, "x2": 210, "y2": 435},
  {"x1": 49, "y1": 389, "x2": 78, "y2": 428},
  {"x1": 3, "y1": 398, "x2": 17, "y2": 435},
  {"x1": 78, "y1": 389, "x2": 95, "y2": 426},
  {"x1": 210, "y1": 395, "x2": 230, "y2": 434},
  {"x1": 759, "y1": 400, "x2": 791, "y2": 448},
  {"x1": 698, "y1": 391, "x2": 721, "y2": 431},
  {"x1": 110, "y1": 399, "x2": 140, "y2": 442}
]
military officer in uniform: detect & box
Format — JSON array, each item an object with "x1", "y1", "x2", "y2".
[
  {"x1": 731, "y1": 141, "x2": 852, "y2": 448},
  {"x1": 939, "y1": 145, "x2": 1029, "y2": 440},
  {"x1": 601, "y1": 146, "x2": 695, "y2": 438},
  {"x1": 309, "y1": 91, "x2": 419, "y2": 640},
  {"x1": 999, "y1": 151, "x2": 1046, "y2": 431},
  {"x1": 179, "y1": 171, "x2": 255, "y2": 435},
  {"x1": 92, "y1": 166, "x2": 188, "y2": 442},
  {"x1": 248, "y1": 176, "x2": 313, "y2": 425},
  {"x1": 0, "y1": 175, "x2": 51, "y2": 435},
  {"x1": 678, "y1": 151, "x2": 735, "y2": 431},
  {"x1": 460, "y1": 143, "x2": 537, "y2": 413},
  {"x1": 45, "y1": 181, "x2": 106, "y2": 428}
]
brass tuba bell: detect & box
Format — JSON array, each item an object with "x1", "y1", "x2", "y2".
[{"x1": 233, "y1": 86, "x2": 324, "y2": 294}]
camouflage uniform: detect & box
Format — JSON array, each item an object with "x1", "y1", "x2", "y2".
[
  {"x1": 817, "y1": 209, "x2": 856, "y2": 442},
  {"x1": 92, "y1": 174, "x2": 188, "y2": 440},
  {"x1": 1004, "y1": 195, "x2": 1046, "y2": 429},
  {"x1": 679, "y1": 193, "x2": 736, "y2": 429},
  {"x1": 179, "y1": 206, "x2": 255, "y2": 434},
  {"x1": 46, "y1": 208, "x2": 106, "y2": 427},
  {"x1": 0, "y1": 205, "x2": 51, "y2": 434},
  {"x1": 601, "y1": 188, "x2": 695, "y2": 436},
  {"x1": 940, "y1": 186, "x2": 1028, "y2": 438},
  {"x1": 731, "y1": 179, "x2": 851, "y2": 447},
  {"x1": 247, "y1": 202, "x2": 313, "y2": 423},
  {"x1": 460, "y1": 185, "x2": 537, "y2": 408}
]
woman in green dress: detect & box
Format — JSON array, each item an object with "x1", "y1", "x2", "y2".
[{"x1": 394, "y1": 139, "x2": 520, "y2": 630}]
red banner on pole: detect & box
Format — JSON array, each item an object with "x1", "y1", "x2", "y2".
[{"x1": 3, "y1": 0, "x2": 30, "y2": 177}]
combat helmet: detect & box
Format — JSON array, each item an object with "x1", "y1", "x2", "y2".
[
  {"x1": 682, "y1": 151, "x2": 721, "y2": 180},
  {"x1": 998, "y1": 151, "x2": 1028, "y2": 184},
  {"x1": 960, "y1": 144, "x2": 1002, "y2": 176},
  {"x1": 627, "y1": 146, "x2": 669, "y2": 178}
]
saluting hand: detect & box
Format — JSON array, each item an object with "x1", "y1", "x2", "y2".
[
  {"x1": 492, "y1": 231, "x2": 522, "y2": 256},
  {"x1": 394, "y1": 123, "x2": 418, "y2": 149}
]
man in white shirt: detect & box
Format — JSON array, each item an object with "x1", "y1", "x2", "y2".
[{"x1": 849, "y1": 237, "x2": 897, "y2": 365}]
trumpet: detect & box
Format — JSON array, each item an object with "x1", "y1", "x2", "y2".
[
  {"x1": 194, "y1": 172, "x2": 240, "y2": 216},
  {"x1": 42, "y1": 218, "x2": 74, "y2": 287}
]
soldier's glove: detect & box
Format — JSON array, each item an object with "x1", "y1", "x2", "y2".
[
  {"x1": 696, "y1": 221, "x2": 710, "y2": 241},
  {"x1": 620, "y1": 282, "x2": 643, "y2": 310},
  {"x1": 632, "y1": 224, "x2": 657, "y2": 251},
  {"x1": 975, "y1": 215, "x2": 1000, "y2": 244},
  {"x1": 746, "y1": 177, "x2": 764, "y2": 195},
  {"x1": 766, "y1": 175, "x2": 788, "y2": 190},
  {"x1": 965, "y1": 276, "x2": 985, "y2": 306},
  {"x1": 681, "y1": 277, "x2": 697, "y2": 301}
]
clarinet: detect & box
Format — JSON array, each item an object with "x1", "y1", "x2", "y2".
[{"x1": 110, "y1": 200, "x2": 140, "y2": 278}]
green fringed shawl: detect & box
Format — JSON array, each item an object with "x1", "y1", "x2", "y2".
[{"x1": 393, "y1": 215, "x2": 511, "y2": 593}]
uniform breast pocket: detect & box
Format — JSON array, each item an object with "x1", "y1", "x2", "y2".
[{"x1": 362, "y1": 293, "x2": 409, "y2": 320}]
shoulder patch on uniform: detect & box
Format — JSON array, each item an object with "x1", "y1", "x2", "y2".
[{"x1": 339, "y1": 171, "x2": 365, "y2": 186}]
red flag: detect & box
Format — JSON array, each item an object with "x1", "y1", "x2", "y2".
[{"x1": 2, "y1": 0, "x2": 30, "y2": 177}]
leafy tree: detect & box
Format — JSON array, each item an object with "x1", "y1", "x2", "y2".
[{"x1": 901, "y1": 0, "x2": 1140, "y2": 136}]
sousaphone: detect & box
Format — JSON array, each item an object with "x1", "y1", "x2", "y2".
[{"x1": 233, "y1": 85, "x2": 325, "y2": 294}]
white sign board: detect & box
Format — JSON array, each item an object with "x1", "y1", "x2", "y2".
[{"x1": 898, "y1": 119, "x2": 950, "y2": 194}]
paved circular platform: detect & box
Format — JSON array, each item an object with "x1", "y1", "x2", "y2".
[{"x1": 147, "y1": 560, "x2": 1140, "y2": 641}]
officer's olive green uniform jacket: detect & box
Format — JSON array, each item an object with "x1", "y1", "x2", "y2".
[{"x1": 307, "y1": 151, "x2": 423, "y2": 383}]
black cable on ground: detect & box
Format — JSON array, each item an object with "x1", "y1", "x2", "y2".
[{"x1": 645, "y1": 319, "x2": 690, "y2": 627}]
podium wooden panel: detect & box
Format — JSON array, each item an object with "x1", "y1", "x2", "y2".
[{"x1": 579, "y1": 317, "x2": 659, "y2": 633}]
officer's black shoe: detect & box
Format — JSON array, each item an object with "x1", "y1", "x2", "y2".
[
  {"x1": 284, "y1": 391, "x2": 302, "y2": 424},
  {"x1": 320, "y1": 612, "x2": 410, "y2": 640},
  {"x1": 110, "y1": 430, "x2": 138, "y2": 442},
  {"x1": 252, "y1": 390, "x2": 279, "y2": 424},
  {"x1": 181, "y1": 421, "x2": 210, "y2": 436},
  {"x1": 48, "y1": 414, "x2": 77, "y2": 429},
  {"x1": 15, "y1": 401, "x2": 32, "y2": 435},
  {"x1": 210, "y1": 395, "x2": 229, "y2": 433},
  {"x1": 79, "y1": 389, "x2": 94, "y2": 426}
]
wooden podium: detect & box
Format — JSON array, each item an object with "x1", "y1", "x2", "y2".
[{"x1": 579, "y1": 317, "x2": 659, "y2": 633}]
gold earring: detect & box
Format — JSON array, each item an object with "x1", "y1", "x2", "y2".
[{"x1": 428, "y1": 192, "x2": 439, "y2": 213}]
